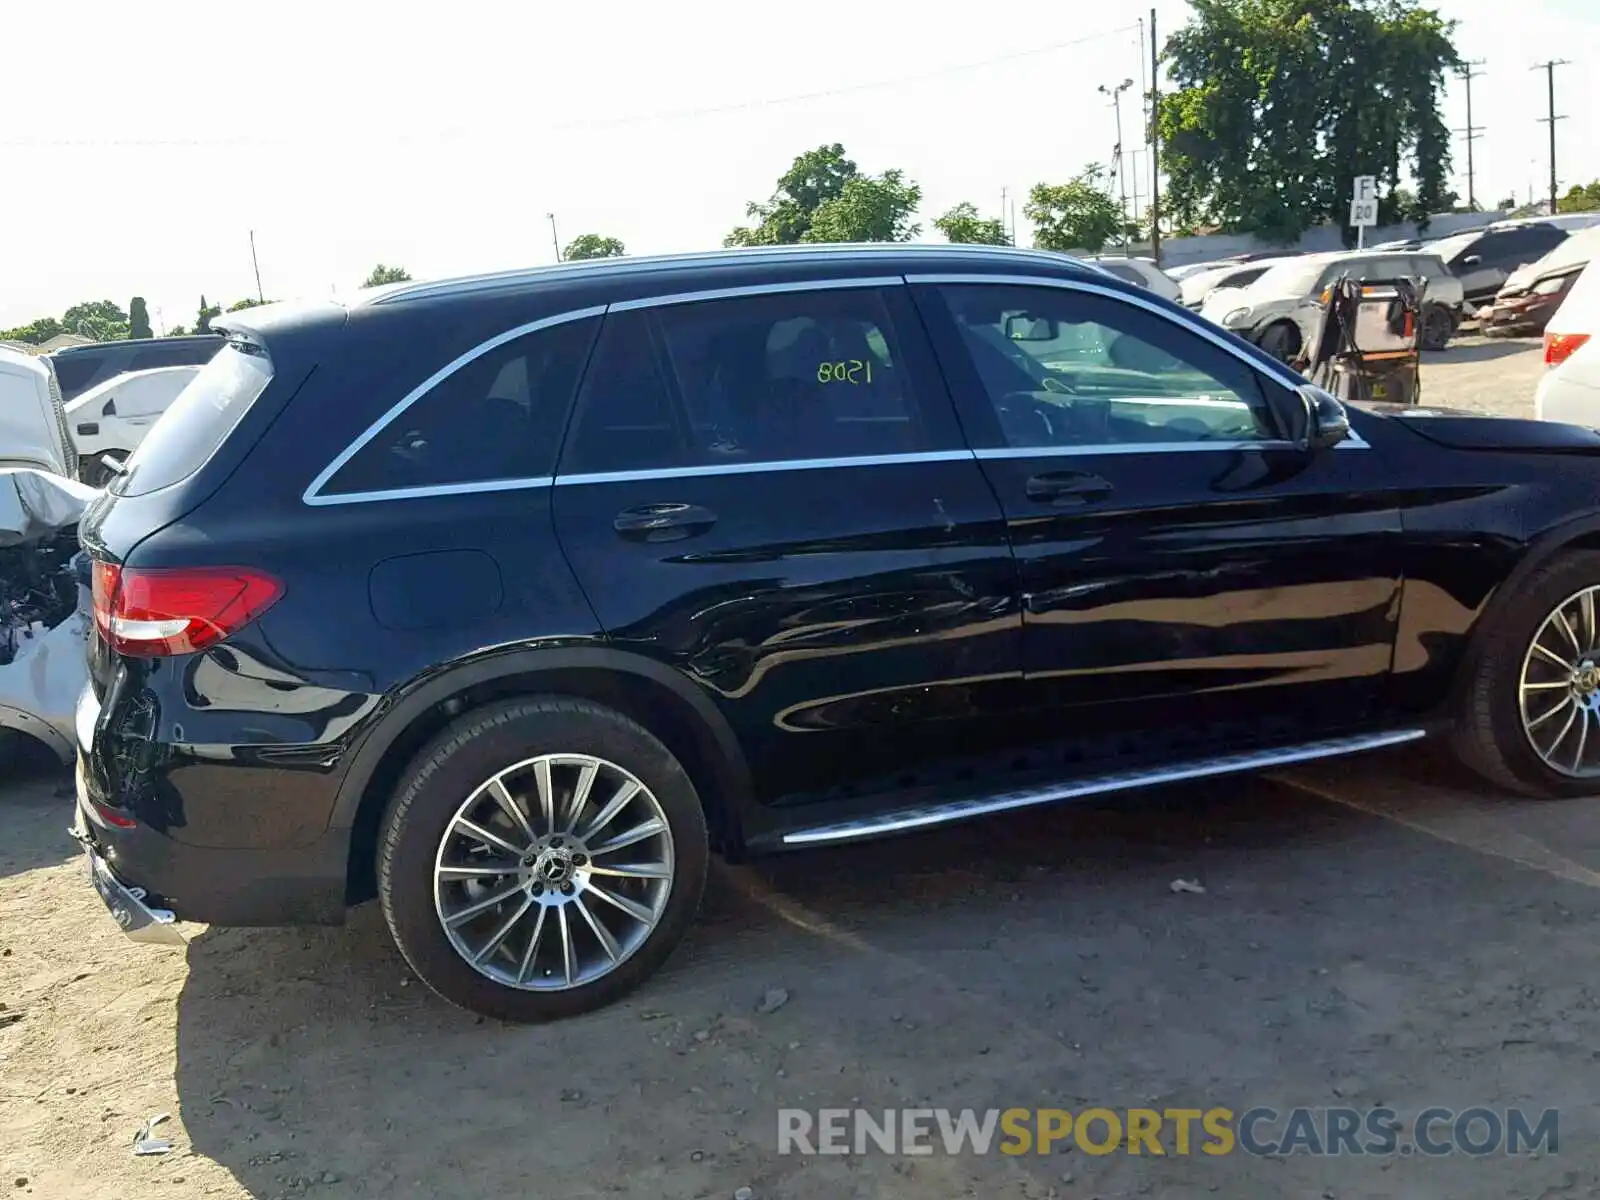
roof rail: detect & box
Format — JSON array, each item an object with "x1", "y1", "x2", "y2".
[{"x1": 367, "y1": 243, "x2": 1092, "y2": 306}]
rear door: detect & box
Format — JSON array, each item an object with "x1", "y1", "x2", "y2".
[
  {"x1": 910, "y1": 274, "x2": 1404, "y2": 742},
  {"x1": 550, "y1": 281, "x2": 1021, "y2": 803}
]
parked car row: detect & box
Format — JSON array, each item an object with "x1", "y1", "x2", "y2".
[
  {"x1": 1161, "y1": 215, "x2": 1600, "y2": 357},
  {"x1": 1198, "y1": 250, "x2": 1463, "y2": 359}
]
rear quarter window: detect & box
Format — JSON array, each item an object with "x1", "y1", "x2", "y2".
[
  {"x1": 47, "y1": 354, "x2": 105, "y2": 399},
  {"x1": 111, "y1": 341, "x2": 274, "y2": 497}
]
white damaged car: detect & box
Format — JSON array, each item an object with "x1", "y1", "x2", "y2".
[{"x1": 0, "y1": 347, "x2": 95, "y2": 762}]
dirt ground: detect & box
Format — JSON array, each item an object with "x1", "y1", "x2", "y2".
[{"x1": 7, "y1": 336, "x2": 1591, "y2": 1200}]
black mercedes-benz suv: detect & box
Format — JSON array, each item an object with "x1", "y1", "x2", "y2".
[{"x1": 72, "y1": 244, "x2": 1600, "y2": 1021}]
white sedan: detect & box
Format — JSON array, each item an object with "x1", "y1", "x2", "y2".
[
  {"x1": 63, "y1": 365, "x2": 202, "y2": 484},
  {"x1": 1535, "y1": 261, "x2": 1600, "y2": 426}
]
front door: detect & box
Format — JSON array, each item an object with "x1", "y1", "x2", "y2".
[
  {"x1": 911, "y1": 275, "x2": 1404, "y2": 743},
  {"x1": 551, "y1": 281, "x2": 1021, "y2": 803}
]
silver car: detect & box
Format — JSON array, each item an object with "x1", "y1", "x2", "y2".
[{"x1": 1199, "y1": 250, "x2": 1465, "y2": 359}]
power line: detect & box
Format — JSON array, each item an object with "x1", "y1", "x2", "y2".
[
  {"x1": 1453, "y1": 61, "x2": 1486, "y2": 211},
  {"x1": 1533, "y1": 59, "x2": 1569, "y2": 216},
  {"x1": 0, "y1": 25, "x2": 1140, "y2": 149}
]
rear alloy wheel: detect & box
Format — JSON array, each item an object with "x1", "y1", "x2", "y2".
[
  {"x1": 378, "y1": 697, "x2": 708, "y2": 1021},
  {"x1": 433, "y1": 753, "x2": 674, "y2": 991},
  {"x1": 1454, "y1": 551, "x2": 1600, "y2": 798},
  {"x1": 1420, "y1": 305, "x2": 1456, "y2": 351}
]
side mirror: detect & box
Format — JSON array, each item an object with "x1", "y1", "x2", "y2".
[
  {"x1": 1297, "y1": 384, "x2": 1351, "y2": 450},
  {"x1": 102, "y1": 398, "x2": 117, "y2": 417},
  {"x1": 1461, "y1": 254, "x2": 1483, "y2": 267}
]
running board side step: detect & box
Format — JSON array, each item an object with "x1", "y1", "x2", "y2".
[{"x1": 779, "y1": 728, "x2": 1427, "y2": 847}]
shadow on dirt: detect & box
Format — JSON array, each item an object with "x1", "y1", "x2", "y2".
[
  {"x1": 168, "y1": 775, "x2": 1379, "y2": 1197},
  {"x1": 169, "y1": 753, "x2": 1600, "y2": 1197},
  {"x1": 1426, "y1": 337, "x2": 1541, "y2": 365}
]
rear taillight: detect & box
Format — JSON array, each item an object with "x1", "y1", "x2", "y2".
[
  {"x1": 1545, "y1": 331, "x2": 1590, "y2": 368},
  {"x1": 92, "y1": 562, "x2": 283, "y2": 657}
]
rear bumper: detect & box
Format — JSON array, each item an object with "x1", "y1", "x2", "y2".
[
  {"x1": 69, "y1": 795, "x2": 186, "y2": 946},
  {"x1": 74, "y1": 684, "x2": 351, "y2": 927}
]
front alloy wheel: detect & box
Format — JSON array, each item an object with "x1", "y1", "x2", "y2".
[
  {"x1": 1519, "y1": 586, "x2": 1600, "y2": 778},
  {"x1": 434, "y1": 754, "x2": 674, "y2": 990}
]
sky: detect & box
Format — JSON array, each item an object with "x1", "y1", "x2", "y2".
[{"x1": 1, "y1": 0, "x2": 1595, "y2": 332}]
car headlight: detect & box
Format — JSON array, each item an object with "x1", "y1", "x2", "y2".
[
  {"x1": 1532, "y1": 277, "x2": 1567, "y2": 296},
  {"x1": 1222, "y1": 307, "x2": 1252, "y2": 328}
]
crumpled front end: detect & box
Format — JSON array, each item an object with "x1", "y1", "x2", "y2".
[{"x1": 0, "y1": 467, "x2": 97, "y2": 761}]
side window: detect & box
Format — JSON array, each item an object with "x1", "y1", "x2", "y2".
[
  {"x1": 562, "y1": 287, "x2": 934, "y2": 475},
  {"x1": 938, "y1": 284, "x2": 1282, "y2": 449},
  {"x1": 48, "y1": 355, "x2": 103, "y2": 398},
  {"x1": 1520, "y1": 226, "x2": 1566, "y2": 260},
  {"x1": 1097, "y1": 262, "x2": 1148, "y2": 288},
  {"x1": 321, "y1": 316, "x2": 598, "y2": 496},
  {"x1": 1472, "y1": 232, "x2": 1512, "y2": 265}
]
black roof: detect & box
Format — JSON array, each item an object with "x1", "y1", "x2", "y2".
[{"x1": 214, "y1": 244, "x2": 1119, "y2": 356}]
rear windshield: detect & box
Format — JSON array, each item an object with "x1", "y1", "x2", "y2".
[
  {"x1": 111, "y1": 340, "x2": 273, "y2": 497},
  {"x1": 48, "y1": 353, "x2": 105, "y2": 400}
]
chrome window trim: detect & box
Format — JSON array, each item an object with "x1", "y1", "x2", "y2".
[
  {"x1": 973, "y1": 441, "x2": 1298, "y2": 461},
  {"x1": 301, "y1": 306, "x2": 606, "y2": 507},
  {"x1": 554, "y1": 449, "x2": 977, "y2": 488},
  {"x1": 608, "y1": 275, "x2": 901, "y2": 312},
  {"x1": 306, "y1": 270, "x2": 1377, "y2": 508}
]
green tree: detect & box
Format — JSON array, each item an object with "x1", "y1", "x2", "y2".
[
  {"x1": 129, "y1": 297, "x2": 153, "y2": 340},
  {"x1": 933, "y1": 202, "x2": 1010, "y2": 246},
  {"x1": 227, "y1": 297, "x2": 270, "y2": 311},
  {"x1": 61, "y1": 300, "x2": 129, "y2": 342},
  {"x1": 195, "y1": 295, "x2": 221, "y2": 335},
  {"x1": 363, "y1": 264, "x2": 412, "y2": 287},
  {"x1": 1559, "y1": 182, "x2": 1600, "y2": 213},
  {"x1": 1159, "y1": 0, "x2": 1459, "y2": 243},
  {"x1": 166, "y1": 325, "x2": 190, "y2": 336},
  {"x1": 1024, "y1": 168, "x2": 1124, "y2": 253},
  {"x1": 562, "y1": 234, "x2": 626, "y2": 260},
  {"x1": 725, "y1": 144, "x2": 919, "y2": 246},
  {"x1": 803, "y1": 171, "x2": 921, "y2": 243},
  {"x1": 0, "y1": 317, "x2": 66, "y2": 344}
]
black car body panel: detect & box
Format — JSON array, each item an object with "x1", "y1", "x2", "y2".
[{"x1": 70, "y1": 245, "x2": 1600, "y2": 927}]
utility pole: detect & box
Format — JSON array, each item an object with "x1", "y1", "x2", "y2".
[
  {"x1": 1128, "y1": 148, "x2": 1143, "y2": 228},
  {"x1": 1099, "y1": 78, "x2": 1134, "y2": 254},
  {"x1": 1533, "y1": 60, "x2": 1569, "y2": 215},
  {"x1": 1001, "y1": 186, "x2": 1009, "y2": 244},
  {"x1": 547, "y1": 212, "x2": 562, "y2": 262},
  {"x1": 1149, "y1": 6, "x2": 1161, "y2": 264},
  {"x1": 249, "y1": 230, "x2": 264, "y2": 303},
  {"x1": 1454, "y1": 61, "x2": 1486, "y2": 210}
]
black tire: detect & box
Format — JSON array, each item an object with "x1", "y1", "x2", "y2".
[
  {"x1": 1420, "y1": 305, "x2": 1456, "y2": 351},
  {"x1": 1452, "y1": 550, "x2": 1600, "y2": 798},
  {"x1": 377, "y1": 696, "x2": 709, "y2": 1022},
  {"x1": 1256, "y1": 321, "x2": 1301, "y2": 363}
]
